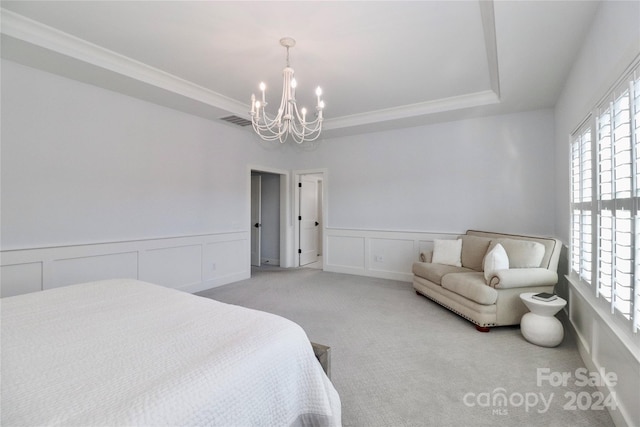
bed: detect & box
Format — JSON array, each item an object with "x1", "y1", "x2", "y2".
[{"x1": 1, "y1": 279, "x2": 341, "y2": 426}]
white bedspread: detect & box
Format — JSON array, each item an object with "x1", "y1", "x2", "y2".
[{"x1": 1, "y1": 279, "x2": 341, "y2": 426}]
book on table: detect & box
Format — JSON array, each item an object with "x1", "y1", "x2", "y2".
[{"x1": 532, "y1": 292, "x2": 557, "y2": 302}]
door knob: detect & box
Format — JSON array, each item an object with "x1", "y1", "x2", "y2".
[{"x1": 254, "y1": 223, "x2": 261, "y2": 228}]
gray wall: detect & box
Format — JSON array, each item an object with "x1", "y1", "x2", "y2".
[
  {"x1": 0, "y1": 59, "x2": 288, "y2": 250},
  {"x1": 299, "y1": 109, "x2": 556, "y2": 236},
  {"x1": 2, "y1": 59, "x2": 558, "y2": 252}
]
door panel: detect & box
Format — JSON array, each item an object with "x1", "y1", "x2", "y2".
[
  {"x1": 299, "y1": 176, "x2": 318, "y2": 266},
  {"x1": 250, "y1": 175, "x2": 261, "y2": 267}
]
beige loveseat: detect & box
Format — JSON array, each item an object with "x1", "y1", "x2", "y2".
[{"x1": 412, "y1": 230, "x2": 562, "y2": 332}]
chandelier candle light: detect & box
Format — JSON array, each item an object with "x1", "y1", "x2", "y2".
[{"x1": 250, "y1": 37, "x2": 325, "y2": 144}]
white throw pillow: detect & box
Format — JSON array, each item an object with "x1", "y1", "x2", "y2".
[
  {"x1": 432, "y1": 239, "x2": 462, "y2": 267},
  {"x1": 483, "y1": 243, "x2": 509, "y2": 284}
]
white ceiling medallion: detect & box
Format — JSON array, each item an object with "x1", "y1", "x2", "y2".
[{"x1": 250, "y1": 37, "x2": 325, "y2": 144}]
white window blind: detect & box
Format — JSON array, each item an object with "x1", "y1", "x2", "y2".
[
  {"x1": 570, "y1": 63, "x2": 640, "y2": 333},
  {"x1": 634, "y1": 69, "x2": 640, "y2": 332},
  {"x1": 570, "y1": 124, "x2": 593, "y2": 284}
]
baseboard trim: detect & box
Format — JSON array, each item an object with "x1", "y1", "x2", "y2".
[
  {"x1": 182, "y1": 270, "x2": 251, "y2": 294},
  {"x1": 324, "y1": 264, "x2": 412, "y2": 282}
]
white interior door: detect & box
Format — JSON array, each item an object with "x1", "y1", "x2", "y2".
[
  {"x1": 251, "y1": 175, "x2": 261, "y2": 267},
  {"x1": 299, "y1": 176, "x2": 319, "y2": 266}
]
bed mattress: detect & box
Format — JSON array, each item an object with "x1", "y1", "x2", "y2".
[{"x1": 1, "y1": 279, "x2": 341, "y2": 426}]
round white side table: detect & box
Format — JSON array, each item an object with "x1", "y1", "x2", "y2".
[{"x1": 519, "y1": 292, "x2": 567, "y2": 347}]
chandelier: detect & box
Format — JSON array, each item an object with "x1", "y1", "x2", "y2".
[{"x1": 250, "y1": 37, "x2": 325, "y2": 144}]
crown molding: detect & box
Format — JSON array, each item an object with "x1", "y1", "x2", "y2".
[
  {"x1": 324, "y1": 90, "x2": 500, "y2": 130},
  {"x1": 479, "y1": 0, "x2": 500, "y2": 99},
  {"x1": 0, "y1": 8, "x2": 248, "y2": 117},
  {"x1": 1, "y1": 5, "x2": 502, "y2": 133}
]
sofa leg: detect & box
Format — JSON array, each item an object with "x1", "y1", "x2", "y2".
[{"x1": 475, "y1": 325, "x2": 491, "y2": 333}]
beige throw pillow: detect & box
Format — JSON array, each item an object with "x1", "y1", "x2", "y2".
[
  {"x1": 491, "y1": 238, "x2": 545, "y2": 268},
  {"x1": 432, "y1": 239, "x2": 462, "y2": 267},
  {"x1": 460, "y1": 235, "x2": 492, "y2": 271},
  {"x1": 483, "y1": 243, "x2": 509, "y2": 284}
]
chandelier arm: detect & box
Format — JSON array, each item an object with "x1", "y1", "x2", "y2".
[
  {"x1": 289, "y1": 102, "x2": 323, "y2": 140},
  {"x1": 290, "y1": 126, "x2": 321, "y2": 144},
  {"x1": 253, "y1": 123, "x2": 282, "y2": 140},
  {"x1": 288, "y1": 120, "x2": 306, "y2": 144},
  {"x1": 292, "y1": 97, "x2": 324, "y2": 131},
  {"x1": 253, "y1": 110, "x2": 288, "y2": 141},
  {"x1": 288, "y1": 119, "x2": 322, "y2": 143},
  {"x1": 291, "y1": 116, "x2": 322, "y2": 136},
  {"x1": 255, "y1": 117, "x2": 277, "y2": 132},
  {"x1": 290, "y1": 102, "x2": 307, "y2": 128},
  {"x1": 256, "y1": 109, "x2": 286, "y2": 135},
  {"x1": 257, "y1": 119, "x2": 282, "y2": 135},
  {"x1": 298, "y1": 132, "x2": 320, "y2": 143},
  {"x1": 252, "y1": 123, "x2": 283, "y2": 141},
  {"x1": 257, "y1": 126, "x2": 286, "y2": 141},
  {"x1": 288, "y1": 108, "x2": 304, "y2": 141}
]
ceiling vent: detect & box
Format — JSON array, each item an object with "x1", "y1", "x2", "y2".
[{"x1": 220, "y1": 115, "x2": 252, "y2": 127}]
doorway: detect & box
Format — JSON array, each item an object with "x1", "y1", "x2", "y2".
[
  {"x1": 250, "y1": 167, "x2": 288, "y2": 268},
  {"x1": 295, "y1": 170, "x2": 326, "y2": 269},
  {"x1": 250, "y1": 174, "x2": 262, "y2": 266}
]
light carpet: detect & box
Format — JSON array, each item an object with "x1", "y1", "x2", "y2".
[{"x1": 197, "y1": 267, "x2": 614, "y2": 427}]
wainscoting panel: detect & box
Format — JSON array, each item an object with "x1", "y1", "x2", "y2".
[
  {"x1": 568, "y1": 281, "x2": 640, "y2": 427},
  {"x1": 326, "y1": 235, "x2": 365, "y2": 270},
  {"x1": 568, "y1": 287, "x2": 593, "y2": 352},
  {"x1": 0, "y1": 232, "x2": 250, "y2": 297},
  {"x1": 368, "y1": 238, "x2": 415, "y2": 278},
  {"x1": 324, "y1": 229, "x2": 459, "y2": 281},
  {"x1": 51, "y1": 252, "x2": 139, "y2": 290},
  {"x1": 140, "y1": 245, "x2": 203, "y2": 289},
  {"x1": 203, "y1": 238, "x2": 248, "y2": 286},
  {"x1": 0, "y1": 262, "x2": 43, "y2": 297},
  {"x1": 594, "y1": 321, "x2": 639, "y2": 426}
]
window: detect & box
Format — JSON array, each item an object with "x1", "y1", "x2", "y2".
[
  {"x1": 570, "y1": 63, "x2": 640, "y2": 333},
  {"x1": 570, "y1": 123, "x2": 593, "y2": 284}
]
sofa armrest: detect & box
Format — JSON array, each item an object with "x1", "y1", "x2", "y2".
[
  {"x1": 488, "y1": 268, "x2": 558, "y2": 289},
  {"x1": 419, "y1": 251, "x2": 433, "y2": 263}
]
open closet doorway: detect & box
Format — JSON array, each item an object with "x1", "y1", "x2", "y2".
[
  {"x1": 250, "y1": 174, "x2": 262, "y2": 267},
  {"x1": 250, "y1": 167, "x2": 289, "y2": 269},
  {"x1": 295, "y1": 170, "x2": 326, "y2": 269}
]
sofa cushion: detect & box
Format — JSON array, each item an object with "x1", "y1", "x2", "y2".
[
  {"x1": 483, "y1": 243, "x2": 509, "y2": 284},
  {"x1": 432, "y1": 239, "x2": 462, "y2": 267},
  {"x1": 490, "y1": 238, "x2": 545, "y2": 268},
  {"x1": 441, "y1": 272, "x2": 499, "y2": 305},
  {"x1": 412, "y1": 262, "x2": 472, "y2": 285},
  {"x1": 460, "y1": 235, "x2": 492, "y2": 271}
]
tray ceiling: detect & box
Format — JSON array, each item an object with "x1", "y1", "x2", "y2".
[{"x1": 1, "y1": 1, "x2": 599, "y2": 138}]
